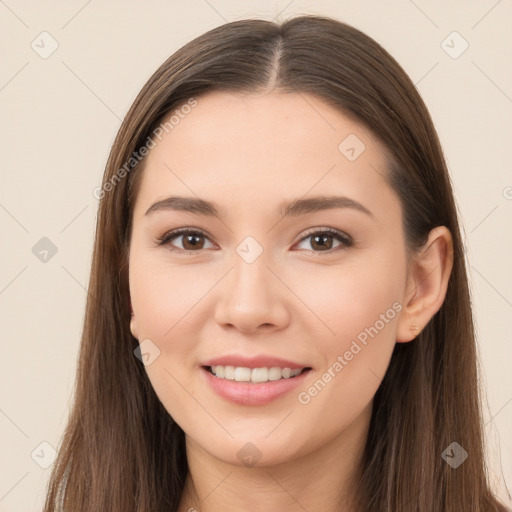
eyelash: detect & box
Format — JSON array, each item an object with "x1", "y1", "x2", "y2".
[{"x1": 156, "y1": 227, "x2": 354, "y2": 255}]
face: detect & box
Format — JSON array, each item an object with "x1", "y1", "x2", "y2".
[{"x1": 128, "y1": 90, "x2": 409, "y2": 466}]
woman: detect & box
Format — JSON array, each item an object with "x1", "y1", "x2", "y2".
[{"x1": 43, "y1": 15, "x2": 510, "y2": 512}]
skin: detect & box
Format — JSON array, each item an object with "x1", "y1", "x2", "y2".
[{"x1": 128, "y1": 90, "x2": 453, "y2": 512}]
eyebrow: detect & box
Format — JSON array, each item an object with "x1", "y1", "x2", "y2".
[{"x1": 144, "y1": 195, "x2": 374, "y2": 219}]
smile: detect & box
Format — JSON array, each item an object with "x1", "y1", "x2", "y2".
[
  {"x1": 207, "y1": 365, "x2": 310, "y2": 382},
  {"x1": 201, "y1": 365, "x2": 313, "y2": 406}
]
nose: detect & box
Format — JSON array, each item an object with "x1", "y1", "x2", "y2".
[{"x1": 213, "y1": 248, "x2": 290, "y2": 335}]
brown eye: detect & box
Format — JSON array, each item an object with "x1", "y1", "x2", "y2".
[
  {"x1": 157, "y1": 227, "x2": 353, "y2": 255},
  {"x1": 157, "y1": 229, "x2": 215, "y2": 253},
  {"x1": 295, "y1": 228, "x2": 353, "y2": 253},
  {"x1": 181, "y1": 232, "x2": 206, "y2": 250}
]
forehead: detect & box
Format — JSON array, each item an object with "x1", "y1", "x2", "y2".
[{"x1": 133, "y1": 90, "x2": 398, "y2": 221}]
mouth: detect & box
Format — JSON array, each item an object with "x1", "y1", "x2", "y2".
[
  {"x1": 203, "y1": 365, "x2": 312, "y2": 383},
  {"x1": 201, "y1": 364, "x2": 313, "y2": 406}
]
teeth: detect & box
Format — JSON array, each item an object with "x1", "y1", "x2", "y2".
[
  {"x1": 268, "y1": 367, "x2": 282, "y2": 381},
  {"x1": 210, "y1": 365, "x2": 303, "y2": 382},
  {"x1": 234, "y1": 367, "x2": 251, "y2": 382}
]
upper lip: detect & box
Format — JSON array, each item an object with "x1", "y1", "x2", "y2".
[{"x1": 202, "y1": 354, "x2": 311, "y2": 370}]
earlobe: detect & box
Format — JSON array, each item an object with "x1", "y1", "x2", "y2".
[
  {"x1": 396, "y1": 226, "x2": 454, "y2": 343},
  {"x1": 130, "y1": 316, "x2": 139, "y2": 340},
  {"x1": 129, "y1": 302, "x2": 138, "y2": 339}
]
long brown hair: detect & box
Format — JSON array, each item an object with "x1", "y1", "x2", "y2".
[{"x1": 43, "y1": 15, "x2": 509, "y2": 512}]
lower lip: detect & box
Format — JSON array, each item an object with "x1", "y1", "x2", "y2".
[{"x1": 201, "y1": 367, "x2": 311, "y2": 406}]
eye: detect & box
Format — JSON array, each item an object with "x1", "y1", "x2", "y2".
[
  {"x1": 156, "y1": 227, "x2": 353, "y2": 254},
  {"x1": 294, "y1": 228, "x2": 353, "y2": 253},
  {"x1": 156, "y1": 228, "x2": 215, "y2": 253}
]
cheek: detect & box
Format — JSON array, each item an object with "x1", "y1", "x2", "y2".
[
  {"x1": 292, "y1": 253, "x2": 404, "y2": 410},
  {"x1": 293, "y1": 252, "x2": 404, "y2": 416},
  {"x1": 129, "y1": 253, "x2": 211, "y2": 340},
  {"x1": 292, "y1": 250, "x2": 404, "y2": 349},
  {"x1": 129, "y1": 257, "x2": 209, "y2": 423}
]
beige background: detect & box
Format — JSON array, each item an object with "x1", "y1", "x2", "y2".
[{"x1": 1, "y1": 0, "x2": 511, "y2": 510}]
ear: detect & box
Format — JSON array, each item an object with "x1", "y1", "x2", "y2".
[
  {"x1": 396, "y1": 226, "x2": 454, "y2": 343},
  {"x1": 129, "y1": 301, "x2": 139, "y2": 340}
]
